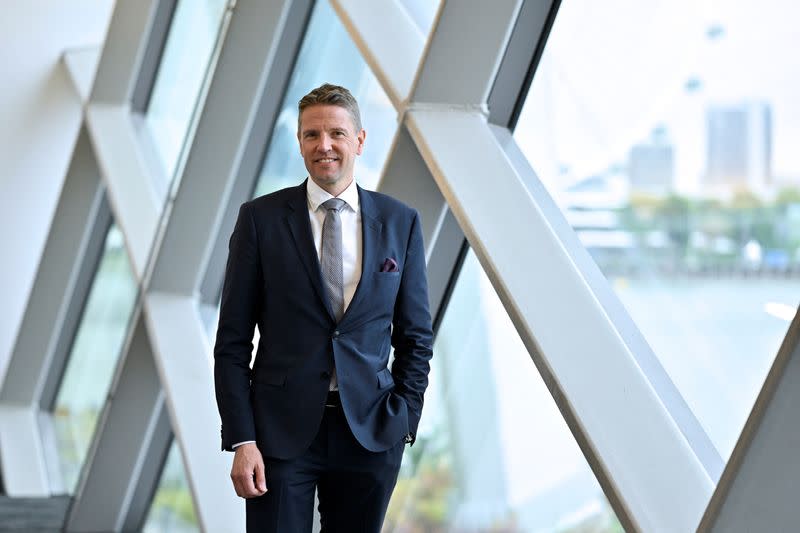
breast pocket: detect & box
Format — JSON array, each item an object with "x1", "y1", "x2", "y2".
[
  {"x1": 373, "y1": 271, "x2": 401, "y2": 287},
  {"x1": 371, "y1": 271, "x2": 402, "y2": 307}
]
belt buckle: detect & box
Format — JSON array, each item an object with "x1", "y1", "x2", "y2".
[{"x1": 325, "y1": 391, "x2": 339, "y2": 408}]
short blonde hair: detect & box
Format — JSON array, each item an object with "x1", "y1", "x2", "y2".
[{"x1": 298, "y1": 83, "x2": 362, "y2": 132}]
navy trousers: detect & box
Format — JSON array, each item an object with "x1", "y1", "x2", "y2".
[{"x1": 246, "y1": 402, "x2": 405, "y2": 532}]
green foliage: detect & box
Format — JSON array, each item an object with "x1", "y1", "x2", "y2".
[
  {"x1": 607, "y1": 188, "x2": 800, "y2": 273},
  {"x1": 150, "y1": 486, "x2": 199, "y2": 526}
]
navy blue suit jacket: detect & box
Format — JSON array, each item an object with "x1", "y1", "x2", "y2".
[{"x1": 214, "y1": 180, "x2": 433, "y2": 458}]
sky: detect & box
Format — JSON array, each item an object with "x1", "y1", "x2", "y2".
[{"x1": 515, "y1": 0, "x2": 800, "y2": 195}]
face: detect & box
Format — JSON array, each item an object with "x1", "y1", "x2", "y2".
[{"x1": 298, "y1": 104, "x2": 366, "y2": 194}]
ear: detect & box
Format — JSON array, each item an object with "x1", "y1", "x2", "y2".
[{"x1": 355, "y1": 129, "x2": 366, "y2": 155}]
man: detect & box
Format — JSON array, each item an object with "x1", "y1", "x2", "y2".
[{"x1": 214, "y1": 83, "x2": 433, "y2": 532}]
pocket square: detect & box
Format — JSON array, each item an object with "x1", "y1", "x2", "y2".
[{"x1": 380, "y1": 257, "x2": 399, "y2": 272}]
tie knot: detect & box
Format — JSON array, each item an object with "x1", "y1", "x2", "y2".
[{"x1": 322, "y1": 198, "x2": 346, "y2": 213}]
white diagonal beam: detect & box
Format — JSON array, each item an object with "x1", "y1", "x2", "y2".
[
  {"x1": 698, "y1": 306, "x2": 800, "y2": 532},
  {"x1": 66, "y1": 317, "x2": 168, "y2": 532},
  {"x1": 331, "y1": 0, "x2": 427, "y2": 107},
  {"x1": 406, "y1": 108, "x2": 713, "y2": 531},
  {"x1": 376, "y1": 125, "x2": 462, "y2": 317},
  {"x1": 0, "y1": 407, "x2": 49, "y2": 496},
  {"x1": 149, "y1": 0, "x2": 302, "y2": 296},
  {"x1": 72, "y1": 1, "x2": 306, "y2": 530},
  {"x1": 91, "y1": 0, "x2": 160, "y2": 104},
  {"x1": 0, "y1": 129, "x2": 108, "y2": 497},
  {"x1": 144, "y1": 292, "x2": 243, "y2": 533},
  {"x1": 85, "y1": 103, "x2": 160, "y2": 281},
  {"x1": 410, "y1": 0, "x2": 522, "y2": 105}
]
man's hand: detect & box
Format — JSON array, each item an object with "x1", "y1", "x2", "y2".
[{"x1": 230, "y1": 443, "x2": 267, "y2": 498}]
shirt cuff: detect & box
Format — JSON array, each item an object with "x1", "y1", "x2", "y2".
[{"x1": 232, "y1": 440, "x2": 256, "y2": 449}]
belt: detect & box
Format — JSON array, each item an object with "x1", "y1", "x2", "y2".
[{"x1": 325, "y1": 390, "x2": 341, "y2": 408}]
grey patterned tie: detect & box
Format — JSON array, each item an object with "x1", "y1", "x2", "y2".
[{"x1": 321, "y1": 198, "x2": 346, "y2": 322}]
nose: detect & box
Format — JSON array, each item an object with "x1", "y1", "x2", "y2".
[{"x1": 317, "y1": 133, "x2": 332, "y2": 152}]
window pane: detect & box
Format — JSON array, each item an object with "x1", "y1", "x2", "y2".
[
  {"x1": 399, "y1": 0, "x2": 440, "y2": 36},
  {"x1": 385, "y1": 250, "x2": 620, "y2": 532},
  {"x1": 53, "y1": 223, "x2": 138, "y2": 493},
  {"x1": 253, "y1": 0, "x2": 396, "y2": 198},
  {"x1": 143, "y1": 441, "x2": 199, "y2": 533},
  {"x1": 514, "y1": 0, "x2": 800, "y2": 459},
  {"x1": 145, "y1": 0, "x2": 229, "y2": 183}
]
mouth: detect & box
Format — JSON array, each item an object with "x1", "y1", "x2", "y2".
[{"x1": 315, "y1": 157, "x2": 339, "y2": 163}]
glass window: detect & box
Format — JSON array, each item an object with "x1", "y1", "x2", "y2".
[
  {"x1": 514, "y1": 0, "x2": 800, "y2": 459},
  {"x1": 143, "y1": 441, "x2": 199, "y2": 533},
  {"x1": 385, "y1": 250, "x2": 620, "y2": 532},
  {"x1": 145, "y1": 0, "x2": 229, "y2": 185},
  {"x1": 399, "y1": 0, "x2": 440, "y2": 36},
  {"x1": 52, "y1": 223, "x2": 138, "y2": 493},
  {"x1": 253, "y1": 0, "x2": 396, "y2": 198}
]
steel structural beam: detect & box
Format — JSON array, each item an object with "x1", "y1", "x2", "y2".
[
  {"x1": 85, "y1": 104, "x2": 161, "y2": 281},
  {"x1": 65, "y1": 317, "x2": 169, "y2": 532},
  {"x1": 149, "y1": 0, "x2": 305, "y2": 296},
  {"x1": 1, "y1": 130, "x2": 105, "y2": 407},
  {"x1": 486, "y1": 0, "x2": 560, "y2": 127},
  {"x1": 697, "y1": 307, "x2": 800, "y2": 532},
  {"x1": 70, "y1": 0, "x2": 306, "y2": 530},
  {"x1": 144, "y1": 3, "x2": 304, "y2": 527},
  {"x1": 85, "y1": 0, "x2": 170, "y2": 282},
  {"x1": 144, "y1": 292, "x2": 243, "y2": 532},
  {"x1": 0, "y1": 129, "x2": 108, "y2": 497},
  {"x1": 331, "y1": 0, "x2": 427, "y2": 107},
  {"x1": 405, "y1": 109, "x2": 714, "y2": 531},
  {"x1": 339, "y1": 0, "x2": 720, "y2": 529},
  {"x1": 196, "y1": 0, "x2": 314, "y2": 306},
  {"x1": 91, "y1": 0, "x2": 160, "y2": 105},
  {"x1": 375, "y1": 124, "x2": 463, "y2": 320},
  {"x1": 410, "y1": 0, "x2": 523, "y2": 106}
]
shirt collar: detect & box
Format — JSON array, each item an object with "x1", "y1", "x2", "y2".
[{"x1": 306, "y1": 177, "x2": 359, "y2": 213}]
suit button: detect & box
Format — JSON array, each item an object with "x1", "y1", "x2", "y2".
[
  {"x1": 321, "y1": 371, "x2": 331, "y2": 380},
  {"x1": 333, "y1": 330, "x2": 340, "y2": 338}
]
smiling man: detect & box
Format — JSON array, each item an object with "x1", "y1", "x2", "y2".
[{"x1": 214, "y1": 83, "x2": 433, "y2": 532}]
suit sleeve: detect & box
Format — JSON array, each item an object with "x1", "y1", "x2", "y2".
[
  {"x1": 390, "y1": 210, "x2": 434, "y2": 441},
  {"x1": 214, "y1": 202, "x2": 261, "y2": 451}
]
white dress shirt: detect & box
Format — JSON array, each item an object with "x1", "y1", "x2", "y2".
[
  {"x1": 305, "y1": 176, "x2": 363, "y2": 314},
  {"x1": 233, "y1": 178, "x2": 362, "y2": 449}
]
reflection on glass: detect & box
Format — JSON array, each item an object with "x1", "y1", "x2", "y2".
[
  {"x1": 144, "y1": 441, "x2": 199, "y2": 533},
  {"x1": 145, "y1": 0, "x2": 228, "y2": 183},
  {"x1": 53, "y1": 223, "x2": 138, "y2": 493},
  {"x1": 515, "y1": 0, "x2": 800, "y2": 459},
  {"x1": 253, "y1": 0, "x2": 395, "y2": 198},
  {"x1": 385, "y1": 250, "x2": 620, "y2": 532}
]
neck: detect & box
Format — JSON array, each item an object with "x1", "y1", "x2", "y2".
[{"x1": 313, "y1": 176, "x2": 353, "y2": 197}]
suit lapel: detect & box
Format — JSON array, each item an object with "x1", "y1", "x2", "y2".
[
  {"x1": 340, "y1": 186, "x2": 382, "y2": 325},
  {"x1": 284, "y1": 182, "x2": 336, "y2": 322}
]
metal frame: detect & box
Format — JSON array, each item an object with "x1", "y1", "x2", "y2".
[
  {"x1": 0, "y1": 128, "x2": 109, "y2": 497},
  {"x1": 198, "y1": 0, "x2": 315, "y2": 307},
  {"x1": 131, "y1": 0, "x2": 178, "y2": 114},
  {"x1": 345, "y1": 0, "x2": 716, "y2": 529},
  {"x1": 697, "y1": 307, "x2": 800, "y2": 532},
  {"x1": 64, "y1": 314, "x2": 168, "y2": 531},
  {"x1": 487, "y1": 0, "x2": 561, "y2": 128},
  {"x1": 67, "y1": 1, "x2": 312, "y2": 530}
]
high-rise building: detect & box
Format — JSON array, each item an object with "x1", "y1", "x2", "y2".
[{"x1": 706, "y1": 101, "x2": 772, "y2": 189}]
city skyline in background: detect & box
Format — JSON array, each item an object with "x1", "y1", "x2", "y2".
[{"x1": 516, "y1": 0, "x2": 800, "y2": 199}]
